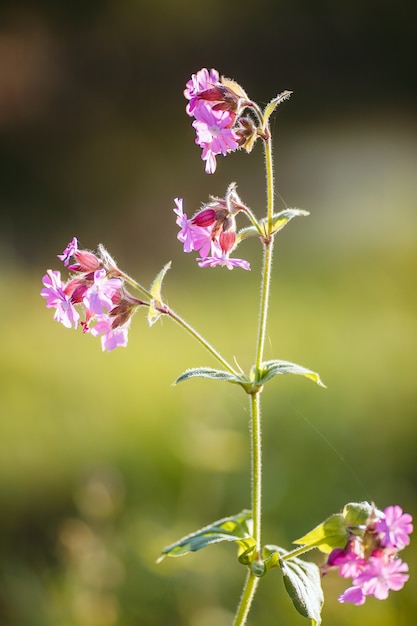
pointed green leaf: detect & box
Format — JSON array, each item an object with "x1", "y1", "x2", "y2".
[
  {"x1": 174, "y1": 367, "x2": 247, "y2": 386},
  {"x1": 263, "y1": 90, "x2": 292, "y2": 125},
  {"x1": 293, "y1": 513, "x2": 348, "y2": 554},
  {"x1": 272, "y1": 208, "x2": 310, "y2": 235},
  {"x1": 157, "y1": 510, "x2": 255, "y2": 562},
  {"x1": 280, "y1": 552, "x2": 324, "y2": 625},
  {"x1": 255, "y1": 360, "x2": 325, "y2": 387},
  {"x1": 148, "y1": 261, "x2": 171, "y2": 326}
]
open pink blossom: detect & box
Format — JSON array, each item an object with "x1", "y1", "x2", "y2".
[
  {"x1": 41, "y1": 270, "x2": 80, "y2": 329},
  {"x1": 375, "y1": 506, "x2": 413, "y2": 550},
  {"x1": 89, "y1": 315, "x2": 129, "y2": 351},
  {"x1": 174, "y1": 198, "x2": 213, "y2": 257},
  {"x1": 192, "y1": 105, "x2": 239, "y2": 173},
  {"x1": 197, "y1": 251, "x2": 250, "y2": 271},
  {"x1": 82, "y1": 269, "x2": 123, "y2": 316},
  {"x1": 184, "y1": 68, "x2": 220, "y2": 115},
  {"x1": 355, "y1": 557, "x2": 409, "y2": 601}
]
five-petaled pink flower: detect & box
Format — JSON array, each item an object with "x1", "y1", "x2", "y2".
[{"x1": 375, "y1": 506, "x2": 413, "y2": 550}]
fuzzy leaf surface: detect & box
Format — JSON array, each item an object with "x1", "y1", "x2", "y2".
[
  {"x1": 158, "y1": 510, "x2": 254, "y2": 562},
  {"x1": 174, "y1": 367, "x2": 247, "y2": 386},
  {"x1": 280, "y1": 552, "x2": 324, "y2": 625},
  {"x1": 255, "y1": 360, "x2": 325, "y2": 387}
]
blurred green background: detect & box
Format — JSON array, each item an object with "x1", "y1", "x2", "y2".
[{"x1": 1, "y1": 1, "x2": 416, "y2": 625}]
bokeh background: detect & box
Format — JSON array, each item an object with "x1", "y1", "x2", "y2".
[{"x1": 1, "y1": 1, "x2": 416, "y2": 625}]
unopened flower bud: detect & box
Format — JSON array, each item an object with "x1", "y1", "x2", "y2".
[
  {"x1": 70, "y1": 250, "x2": 102, "y2": 272},
  {"x1": 191, "y1": 208, "x2": 216, "y2": 227}
]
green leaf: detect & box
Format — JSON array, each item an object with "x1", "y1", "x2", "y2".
[
  {"x1": 174, "y1": 367, "x2": 247, "y2": 386},
  {"x1": 254, "y1": 360, "x2": 326, "y2": 387},
  {"x1": 147, "y1": 261, "x2": 171, "y2": 326},
  {"x1": 263, "y1": 90, "x2": 292, "y2": 125},
  {"x1": 293, "y1": 513, "x2": 348, "y2": 554},
  {"x1": 271, "y1": 208, "x2": 310, "y2": 235},
  {"x1": 157, "y1": 510, "x2": 255, "y2": 563},
  {"x1": 280, "y1": 551, "x2": 324, "y2": 625}
]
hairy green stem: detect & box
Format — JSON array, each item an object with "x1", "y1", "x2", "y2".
[
  {"x1": 166, "y1": 307, "x2": 239, "y2": 376},
  {"x1": 120, "y1": 271, "x2": 238, "y2": 376},
  {"x1": 232, "y1": 571, "x2": 260, "y2": 626},
  {"x1": 251, "y1": 391, "x2": 262, "y2": 551},
  {"x1": 235, "y1": 130, "x2": 276, "y2": 626}
]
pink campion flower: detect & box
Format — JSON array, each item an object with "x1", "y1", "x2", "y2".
[
  {"x1": 354, "y1": 556, "x2": 409, "y2": 601},
  {"x1": 184, "y1": 68, "x2": 220, "y2": 115},
  {"x1": 192, "y1": 106, "x2": 239, "y2": 174},
  {"x1": 58, "y1": 237, "x2": 78, "y2": 266},
  {"x1": 197, "y1": 250, "x2": 250, "y2": 271},
  {"x1": 174, "y1": 198, "x2": 213, "y2": 257},
  {"x1": 89, "y1": 315, "x2": 129, "y2": 351},
  {"x1": 375, "y1": 506, "x2": 413, "y2": 550},
  {"x1": 82, "y1": 269, "x2": 123, "y2": 316},
  {"x1": 41, "y1": 270, "x2": 80, "y2": 329}
]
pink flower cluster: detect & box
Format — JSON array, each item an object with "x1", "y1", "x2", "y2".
[
  {"x1": 327, "y1": 505, "x2": 413, "y2": 605},
  {"x1": 184, "y1": 68, "x2": 251, "y2": 173},
  {"x1": 174, "y1": 187, "x2": 250, "y2": 270},
  {"x1": 41, "y1": 237, "x2": 143, "y2": 350}
]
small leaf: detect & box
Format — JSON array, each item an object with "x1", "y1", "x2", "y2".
[
  {"x1": 255, "y1": 360, "x2": 326, "y2": 387},
  {"x1": 263, "y1": 90, "x2": 292, "y2": 125},
  {"x1": 293, "y1": 513, "x2": 348, "y2": 554},
  {"x1": 148, "y1": 261, "x2": 171, "y2": 326},
  {"x1": 272, "y1": 208, "x2": 309, "y2": 235},
  {"x1": 157, "y1": 510, "x2": 255, "y2": 562},
  {"x1": 280, "y1": 552, "x2": 324, "y2": 625},
  {"x1": 174, "y1": 367, "x2": 247, "y2": 386}
]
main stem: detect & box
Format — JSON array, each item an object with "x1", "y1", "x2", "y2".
[{"x1": 233, "y1": 132, "x2": 275, "y2": 626}]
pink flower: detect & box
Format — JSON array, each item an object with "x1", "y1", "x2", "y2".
[
  {"x1": 192, "y1": 105, "x2": 239, "y2": 174},
  {"x1": 174, "y1": 198, "x2": 213, "y2": 257},
  {"x1": 375, "y1": 506, "x2": 413, "y2": 550},
  {"x1": 197, "y1": 250, "x2": 250, "y2": 271},
  {"x1": 355, "y1": 557, "x2": 409, "y2": 601},
  {"x1": 41, "y1": 270, "x2": 80, "y2": 329},
  {"x1": 184, "y1": 68, "x2": 220, "y2": 115},
  {"x1": 82, "y1": 269, "x2": 123, "y2": 316},
  {"x1": 89, "y1": 315, "x2": 129, "y2": 351},
  {"x1": 58, "y1": 237, "x2": 78, "y2": 266}
]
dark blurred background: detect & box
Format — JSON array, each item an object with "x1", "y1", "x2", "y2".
[{"x1": 1, "y1": 1, "x2": 416, "y2": 625}]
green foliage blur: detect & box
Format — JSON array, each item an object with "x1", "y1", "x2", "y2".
[{"x1": 1, "y1": 1, "x2": 417, "y2": 625}]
